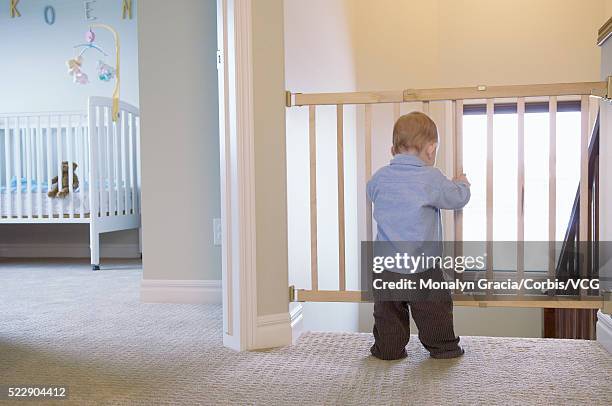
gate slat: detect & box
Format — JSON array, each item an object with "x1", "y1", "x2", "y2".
[
  {"x1": 454, "y1": 100, "x2": 464, "y2": 244},
  {"x1": 486, "y1": 99, "x2": 494, "y2": 290},
  {"x1": 453, "y1": 100, "x2": 464, "y2": 292},
  {"x1": 548, "y1": 97, "x2": 557, "y2": 284},
  {"x1": 422, "y1": 101, "x2": 430, "y2": 115},
  {"x1": 365, "y1": 104, "x2": 373, "y2": 242},
  {"x1": 309, "y1": 106, "x2": 318, "y2": 291},
  {"x1": 337, "y1": 105, "x2": 346, "y2": 291},
  {"x1": 517, "y1": 98, "x2": 525, "y2": 294},
  {"x1": 579, "y1": 95, "x2": 589, "y2": 297}
]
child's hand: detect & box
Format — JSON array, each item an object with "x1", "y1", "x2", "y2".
[{"x1": 453, "y1": 173, "x2": 470, "y2": 186}]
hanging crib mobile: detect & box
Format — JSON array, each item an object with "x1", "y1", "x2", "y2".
[{"x1": 66, "y1": 24, "x2": 121, "y2": 121}]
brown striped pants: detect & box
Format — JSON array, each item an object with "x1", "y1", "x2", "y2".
[{"x1": 370, "y1": 268, "x2": 464, "y2": 360}]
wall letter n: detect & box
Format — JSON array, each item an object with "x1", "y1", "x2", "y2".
[
  {"x1": 10, "y1": 0, "x2": 21, "y2": 18},
  {"x1": 122, "y1": 0, "x2": 133, "y2": 20}
]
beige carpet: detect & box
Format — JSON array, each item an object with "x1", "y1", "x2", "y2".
[{"x1": 1, "y1": 259, "x2": 611, "y2": 405}]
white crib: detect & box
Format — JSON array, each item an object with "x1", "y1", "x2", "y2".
[{"x1": 0, "y1": 97, "x2": 141, "y2": 270}]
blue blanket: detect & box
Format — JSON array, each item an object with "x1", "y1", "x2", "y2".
[
  {"x1": 0, "y1": 177, "x2": 122, "y2": 193},
  {"x1": 0, "y1": 177, "x2": 50, "y2": 193}
]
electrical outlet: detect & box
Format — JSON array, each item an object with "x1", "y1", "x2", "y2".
[{"x1": 213, "y1": 218, "x2": 222, "y2": 246}]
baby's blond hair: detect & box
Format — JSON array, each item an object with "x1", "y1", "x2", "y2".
[{"x1": 392, "y1": 112, "x2": 438, "y2": 154}]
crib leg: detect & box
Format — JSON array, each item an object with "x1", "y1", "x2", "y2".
[
  {"x1": 138, "y1": 226, "x2": 143, "y2": 259},
  {"x1": 90, "y1": 227, "x2": 100, "y2": 271}
]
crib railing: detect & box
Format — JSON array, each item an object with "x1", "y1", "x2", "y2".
[
  {"x1": 88, "y1": 97, "x2": 141, "y2": 220},
  {"x1": 0, "y1": 97, "x2": 140, "y2": 222},
  {"x1": 0, "y1": 113, "x2": 88, "y2": 220}
]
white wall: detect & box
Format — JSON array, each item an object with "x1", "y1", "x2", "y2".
[
  {"x1": 0, "y1": 0, "x2": 140, "y2": 256},
  {"x1": 284, "y1": 0, "x2": 363, "y2": 331},
  {"x1": 351, "y1": 0, "x2": 606, "y2": 90},
  {"x1": 138, "y1": 0, "x2": 221, "y2": 282},
  {"x1": 252, "y1": 0, "x2": 291, "y2": 316}
]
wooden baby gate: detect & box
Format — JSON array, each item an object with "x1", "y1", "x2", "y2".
[{"x1": 286, "y1": 79, "x2": 612, "y2": 310}]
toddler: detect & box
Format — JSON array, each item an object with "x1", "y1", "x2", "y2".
[{"x1": 366, "y1": 111, "x2": 470, "y2": 360}]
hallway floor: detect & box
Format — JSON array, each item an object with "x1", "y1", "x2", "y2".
[{"x1": 1, "y1": 259, "x2": 611, "y2": 405}]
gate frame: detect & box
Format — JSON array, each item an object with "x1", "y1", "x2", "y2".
[{"x1": 286, "y1": 80, "x2": 612, "y2": 310}]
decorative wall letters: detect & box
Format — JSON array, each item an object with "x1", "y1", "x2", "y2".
[
  {"x1": 122, "y1": 0, "x2": 132, "y2": 20},
  {"x1": 84, "y1": 0, "x2": 97, "y2": 21},
  {"x1": 10, "y1": 0, "x2": 20, "y2": 18},
  {"x1": 44, "y1": 6, "x2": 56, "y2": 25},
  {"x1": 4, "y1": 1, "x2": 135, "y2": 22}
]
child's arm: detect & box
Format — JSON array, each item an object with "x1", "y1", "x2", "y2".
[
  {"x1": 366, "y1": 174, "x2": 377, "y2": 202},
  {"x1": 430, "y1": 170, "x2": 471, "y2": 210}
]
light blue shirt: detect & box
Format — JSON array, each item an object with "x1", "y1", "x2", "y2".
[{"x1": 366, "y1": 154, "x2": 470, "y2": 273}]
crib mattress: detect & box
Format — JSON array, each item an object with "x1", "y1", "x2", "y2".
[{"x1": 0, "y1": 191, "x2": 132, "y2": 218}]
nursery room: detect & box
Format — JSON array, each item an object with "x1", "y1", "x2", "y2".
[
  {"x1": 0, "y1": 0, "x2": 141, "y2": 267},
  {"x1": 1, "y1": 0, "x2": 225, "y2": 401},
  {"x1": 1, "y1": 0, "x2": 612, "y2": 405}
]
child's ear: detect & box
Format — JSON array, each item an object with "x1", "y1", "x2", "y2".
[{"x1": 427, "y1": 142, "x2": 437, "y2": 157}]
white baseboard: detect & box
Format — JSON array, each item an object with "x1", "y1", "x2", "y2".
[
  {"x1": 596, "y1": 311, "x2": 612, "y2": 355},
  {"x1": 140, "y1": 279, "x2": 222, "y2": 304},
  {"x1": 252, "y1": 304, "x2": 304, "y2": 350},
  {"x1": 290, "y1": 303, "x2": 304, "y2": 344},
  {"x1": 0, "y1": 243, "x2": 140, "y2": 259},
  {"x1": 254, "y1": 312, "x2": 292, "y2": 350}
]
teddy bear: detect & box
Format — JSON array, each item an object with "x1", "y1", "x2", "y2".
[
  {"x1": 66, "y1": 56, "x2": 82, "y2": 75},
  {"x1": 48, "y1": 161, "x2": 79, "y2": 199},
  {"x1": 66, "y1": 56, "x2": 89, "y2": 85}
]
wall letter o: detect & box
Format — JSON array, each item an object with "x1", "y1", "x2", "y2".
[{"x1": 44, "y1": 6, "x2": 56, "y2": 25}]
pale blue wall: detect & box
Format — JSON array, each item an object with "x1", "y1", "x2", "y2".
[{"x1": 0, "y1": 0, "x2": 139, "y2": 113}]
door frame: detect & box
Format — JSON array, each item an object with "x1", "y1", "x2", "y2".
[{"x1": 217, "y1": 0, "x2": 258, "y2": 351}]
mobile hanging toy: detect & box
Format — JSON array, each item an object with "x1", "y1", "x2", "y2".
[
  {"x1": 67, "y1": 55, "x2": 88, "y2": 84},
  {"x1": 67, "y1": 28, "x2": 113, "y2": 85},
  {"x1": 66, "y1": 24, "x2": 121, "y2": 121},
  {"x1": 97, "y1": 61, "x2": 116, "y2": 82}
]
